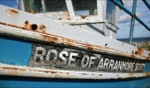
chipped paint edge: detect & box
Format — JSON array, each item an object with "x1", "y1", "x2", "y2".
[
  {"x1": 0, "y1": 24, "x2": 150, "y2": 61},
  {"x1": 0, "y1": 63, "x2": 150, "y2": 80}
]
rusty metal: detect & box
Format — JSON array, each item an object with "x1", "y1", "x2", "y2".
[
  {"x1": 0, "y1": 5, "x2": 149, "y2": 62},
  {"x1": 0, "y1": 0, "x2": 150, "y2": 80},
  {"x1": 0, "y1": 24, "x2": 150, "y2": 61},
  {"x1": 0, "y1": 5, "x2": 135, "y2": 53},
  {"x1": 23, "y1": 20, "x2": 30, "y2": 30},
  {"x1": 6, "y1": 9, "x2": 19, "y2": 16},
  {"x1": 0, "y1": 63, "x2": 150, "y2": 80},
  {"x1": 80, "y1": 15, "x2": 88, "y2": 19},
  {"x1": 29, "y1": 43, "x2": 145, "y2": 72},
  {"x1": 0, "y1": 20, "x2": 46, "y2": 33},
  {"x1": 30, "y1": 24, "x2": 38, "y2": 31},
  {"x1": 137, "y1": 48, "x2": 144, "y2": 56},
  {"x1": 38, "y1": 24, "x2": 46, "y2": 32},
  {"x1": 23, "y1": 20, "x2": 46, "y2": 32},
  {"x1": 0, "y1": 22, "x2": 25, "y2": 29}
]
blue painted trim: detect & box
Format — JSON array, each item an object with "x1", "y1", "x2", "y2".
[
  {"x1": 129, "y1": 0, "x2": 137, "y2": 44},
  {"x1": 110, "y1": 0, "x2": 150, "y2": 32},
  {"x1": 1, "y1": 74, "x2": 150, "y2": 88},
  {"x1": 143, "y1": 0, "x2": 150, "y2": 9},
  {"x1": 0, "y1": 37, "x2": 32, "y2": 66},
  {"x1": 118, "y1": 37, "x2": 150, "y2": 42}
]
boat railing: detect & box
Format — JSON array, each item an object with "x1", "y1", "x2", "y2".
[{"x1": 110, "y1": 0, "x2": 150, "y2": 44}]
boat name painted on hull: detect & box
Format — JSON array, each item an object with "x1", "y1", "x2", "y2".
[{"x1": 29, "y1": 44, "x2": 145, "y2": 72}]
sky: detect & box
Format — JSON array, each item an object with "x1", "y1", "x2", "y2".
[
  {"x1": 0, "y1": 0, "x2": 149, "y2": 39},
  {"x1": 117, "y1": 0, "x2": 150, "y2": 39}
]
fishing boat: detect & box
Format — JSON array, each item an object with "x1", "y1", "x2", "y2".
[{"x1": 0, "y1": 0, "x2": 150, "y2": 87}]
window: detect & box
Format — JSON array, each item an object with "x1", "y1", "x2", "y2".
[
  {"x1": 106, "y1": 0, "x2": 116, "y2": 24},
  {"x1": 72, "y1": 0, "x2": 97, "y2": 16},
  {"x1": 45, "y1": 0, "x2": 67, "y2": 12},
  {"x1": 23, "y1": 0, "x2": 67, "y2": 13}
]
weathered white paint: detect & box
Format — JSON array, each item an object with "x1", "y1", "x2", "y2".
[
  {"x1": 0, "y1": 24, "x2": 149, "y2": 61},
  {"x1": 0, "y1": 5, "x2": 147, "y2": 57},
  {"x1": 0, "y1": 63, "x2": 150, "y2": 80}
]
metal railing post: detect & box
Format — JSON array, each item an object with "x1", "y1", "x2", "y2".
[
  {"x1": 110, "y1": 0, "x2": 150, "y2": 44},
  {"x1": 41, "y1": 0, "x2": 47, "y2": 12},
  {"x1": 143, "y1": 0, "x2": 150, "y2": 9},
  {"x1": 129, "y1": 0, "x2": 137, "y2": 44}
]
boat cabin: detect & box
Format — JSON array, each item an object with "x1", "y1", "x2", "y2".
[
  {"x1": 18, "y1": 0, "x2": 121, "y2": 39},
  {"x1": 0, "y1": 1, "x2": 150, "y2": 87}
]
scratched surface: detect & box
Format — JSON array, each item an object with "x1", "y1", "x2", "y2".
[
  {"x1": 29, "y1": 43, "x2": 145, "y2": 72},
  {"x1": 0, "y1": 5, "x2": 149, "y2": 61},
  {"x1": 0, "y1": 37, "x2": 150, "y2": 88},
  {"x1": 0, "y1": 2, "x2": 150, "y2": 88}
]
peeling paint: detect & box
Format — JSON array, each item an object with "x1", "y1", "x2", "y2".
[
  {"x1": 0, "y1": 23, "x2": 149, "y2": 61},
  {"x1": 0, "y1": 63, "x2": 150, "y2": 80},
  {"x1": 138, "y1": 48, "x2": 144, "y2": 56},
  {"x1": 29, "y1": 44, "x2": 145, "y2": 72},
  {"x1": 6, "y1": 9, "x2": 19, "y2": 16}
]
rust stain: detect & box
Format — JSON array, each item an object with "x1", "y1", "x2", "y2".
[
  {"x1": 24, "y1": 21, "x2": 38, "y2": 31},
  {"x1": 37, "y1": 70, "x2": 58, "y2": 74},
  {"x1": 129, "y1": 74, "x2": 133, "y2": 77},
  {"x1": 1, "y1": 64, "x2": 150, "y2": 79},
  {"x1": 135, "y1": 51, "x2": 138, "y2": 55},
  {"x1": 36, "y1": 70, "x2": 49, "y2": 73},
  {"x1": 147, "y1": 73, "x2": 150, "y2": 77},
  {"x1": 0, "y1": 21, "x2": 25, "y2": 29},
  {"x1": 131, "y1": 54, "x2": 136, "y2": 58},
  {"x1": 6, "y1": 9, "x2": 19, "y2": 16},
  {"x1": 50, "y1": 71, "x2": 57, "y2": 74},
  {"x1": 24, "y1": 21, "x2": 45, "y2": 32},
  {"x1": 24, "y1": 20, "x2": 30, "y2": 30},
  {"x1": 63, "y1": 38, "x2": 74, "y2": 46},
  {"x1": 146, "y1": 57, "x2": 149, "y2": 60},
  {"x1": 138, "y1": 48, "x2": 144, "y2": 56},
  {"x1": 126, "y1": 74, "x2": 135, "y2": 79},
  {"x1": 2, "y1": 67, "x2": 26, "y2": 72},
  {"x1": 39, "y1": 25, "x2": 46, "y2": 32},
  {"x1": 2, "y1": 66, "x2": 60, "y2": 75},
  {"x1": 31, "y1": 69, "x2": 69, "y2": 75},
  {"x1": 42, "y1": 35, "x2": 59, "y2": 43},
  {"x1": 24, "y1": 20, "x2": 29, "y2": 25},
  {"x1": 81, "y1": 15, "x2": 87, "y2": 19},
  {"x1": 66, "y1": 17, "x2": 71, "y2": 20},
  {"x1": 86, "y1": 44, "x2": 93, "y2": 50},
  {"x1": 65, "y1": 12, "x2": 71, "y2": 20},
  {"x1": 39, "y1": 32, "x2": 144, "y2": 61},
  {"x1": 0, "y1": 21, "x2": 149, "y2": 60},
  {"x1": 10, "y1": 9, "x2": 19, "y2": 14}
]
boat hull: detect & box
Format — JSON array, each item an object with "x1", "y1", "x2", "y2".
[{"x1": 0, "y1": 37, "x2": 150, "y2": 88}]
